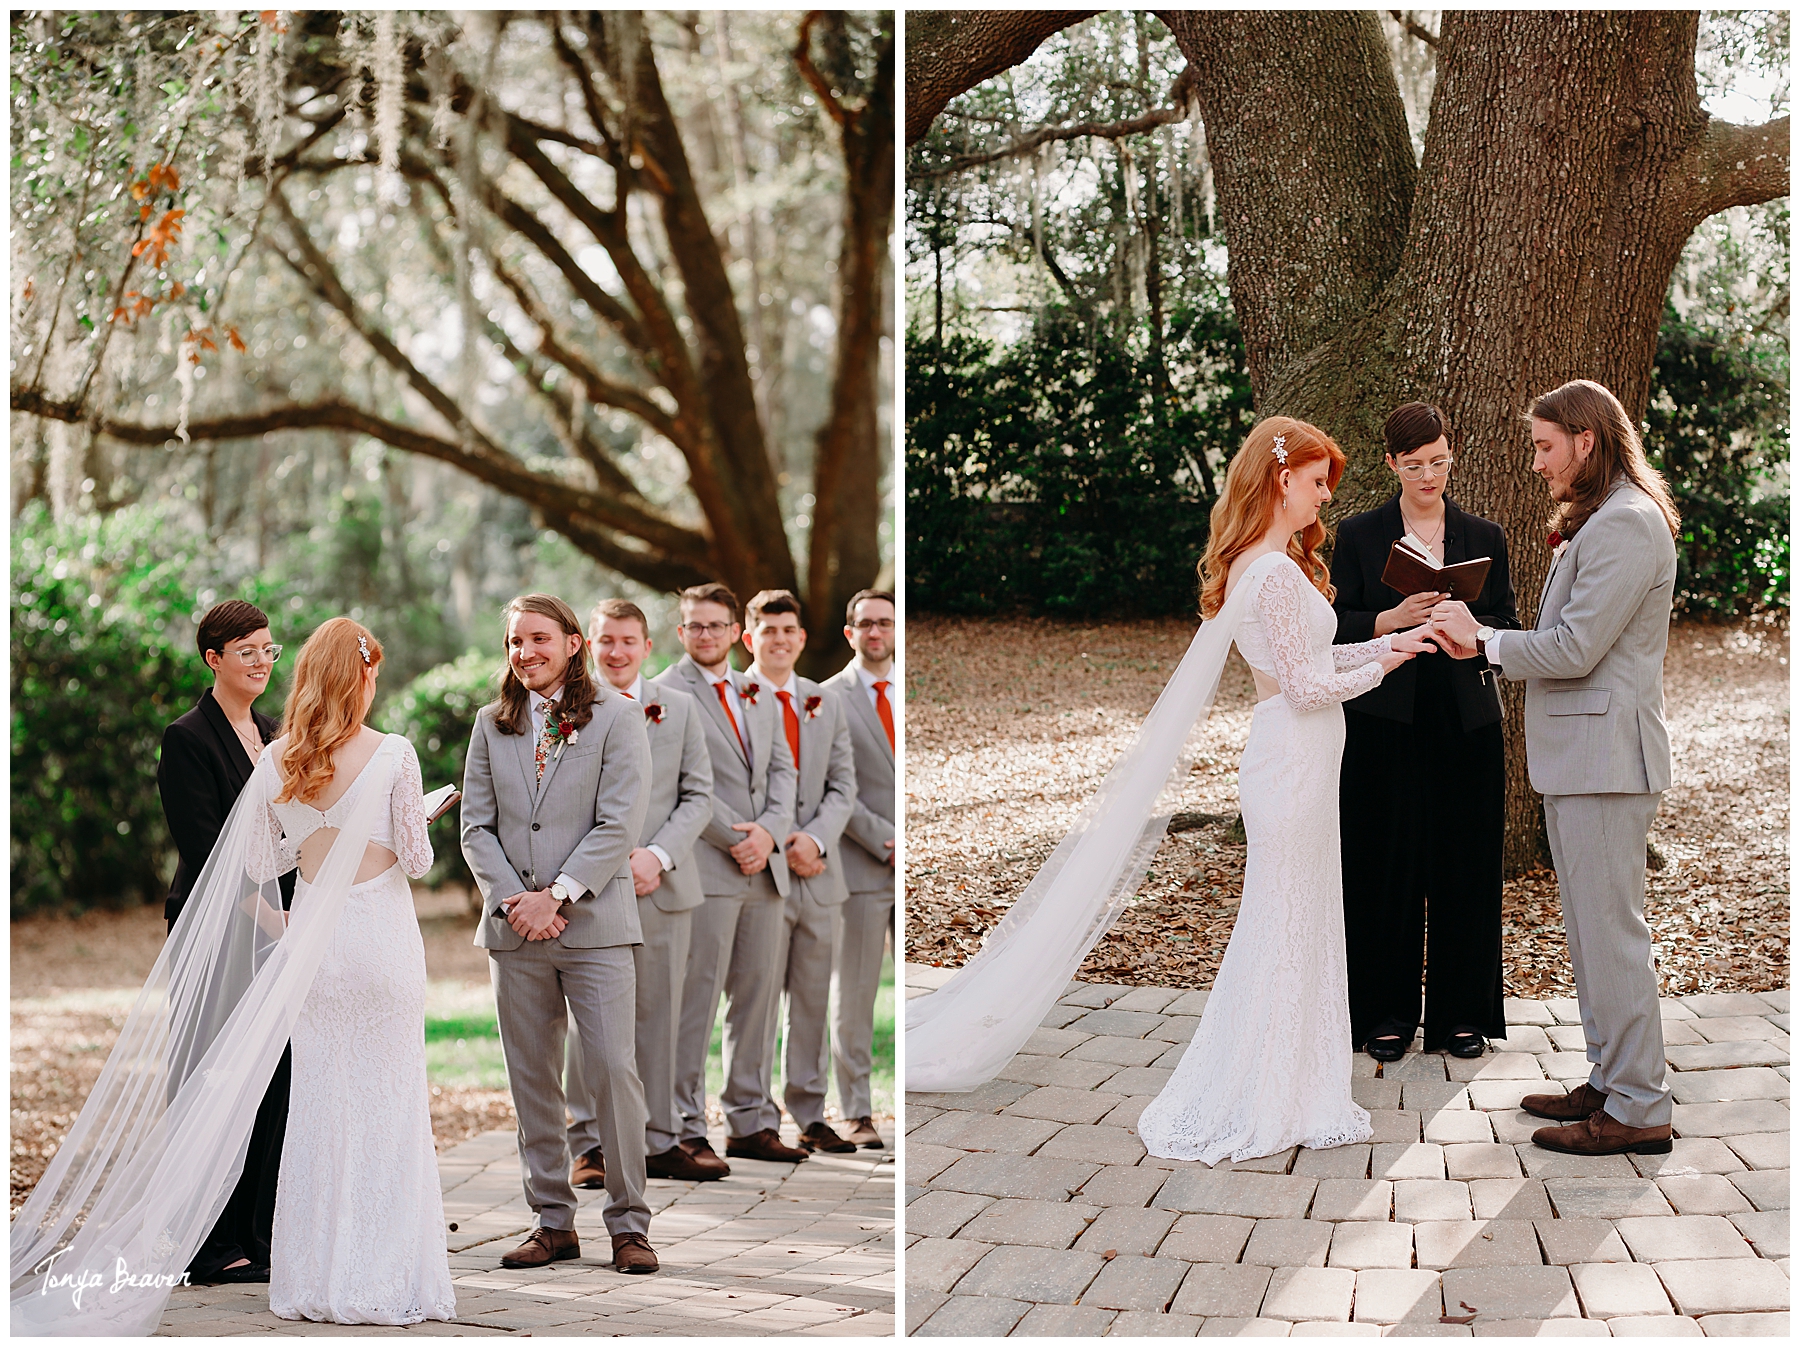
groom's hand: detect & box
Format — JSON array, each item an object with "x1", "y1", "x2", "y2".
[
  {"x1": 729, "y1": 822, "x2": 775, "y2": 874},
  {"x1": 503, "y1": 888, "x2": 567, "y2": 940},
  {"x1": 628, "y1": 847, "x2": 664, "y2": 896},
  {"x1": 1429, "y1": 600, "x2": 1481, "y2": 658},
  {"x1": 784, "y1": 832, "x2": 825, "y2": 878}
]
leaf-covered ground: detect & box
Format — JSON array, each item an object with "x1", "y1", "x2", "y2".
[{"x1": 904, "y1": 613, "x2": 1788, "y2": 997}]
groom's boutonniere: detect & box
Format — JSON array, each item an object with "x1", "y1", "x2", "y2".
[
  {"x1": 544, "y1": 707, "x2": 580, "y2": 759},
  {"x1": 741, "y1": 681, "x2": 761, "y2": 706},
  {"x1": 1547, "y1": 530, "x2": 1569, "y2": 562},
  {"x1": 643, "y1": 701, "x2": 665, "y2": 725},
  {"x1": 803, "y1": 694, "x2": 824, "y2": 721}
]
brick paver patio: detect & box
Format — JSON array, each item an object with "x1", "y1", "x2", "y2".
[
  {"x1": 904, "y1": 966, "x2": 1789, "y2": 1337},
  {"x1": 153, "y1": 1123, "x2": 894, "y2": 1336}
]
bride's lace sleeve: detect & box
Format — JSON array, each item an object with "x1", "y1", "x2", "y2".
[
  {"x1": 1332, "y1": 635, "x2": 1391, "y2": 670},
  {"x1": 1257, "y1": 563, "x2": 1387, "y2": 712},
  {"x1": 391, "y1": 739, "x2": 434, "y2": 880},
  {"x1": 245, "y1": 759, "x2": 297, "y2": 883}
]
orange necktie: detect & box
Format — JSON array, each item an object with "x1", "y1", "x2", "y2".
[
  {"x1": 713, "y1": 679, "x2": 747, "y2": 759},
  {"x1": 776, "y1": 689, "x2": 801, "y2": 766},
  {"x1": 873, "y1": 680, "x2": 895, "y2": 752}
]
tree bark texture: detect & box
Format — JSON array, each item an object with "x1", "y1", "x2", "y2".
[{"x1": 905, "y1": 11, "x2": 1097, "y2": 144}]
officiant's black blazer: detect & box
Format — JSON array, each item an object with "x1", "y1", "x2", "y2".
[
  {"x1": 158, "y1": 687, "x2": 291, "y2": 924},
  {"x1": 1329, "y1": 495, "x2": 1520, "y2": 732}
]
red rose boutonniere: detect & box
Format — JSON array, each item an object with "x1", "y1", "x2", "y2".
[
  {"x1": 644, "y1": 701, "x2": 666, "y2": 725},
  {"x1": 803, "y1": 694, "x2": 824, "y2": 721},
  {"x1": 544, "y1": 706, "x2": 580, "y2": 759},
  {"x1": 1547, "y1": 530, "x2": 1564, "y2": 550},
  {"x1": 741, "y1": 681, "x2": 760, "y2": 706}
]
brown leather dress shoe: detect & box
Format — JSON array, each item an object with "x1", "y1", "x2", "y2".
[
  {"x1": 799, "y1": 1121, "x2": 858, "y2": 1153},
  {"x1": 611, "y1": 1231, "x2": 659, "y2": 1274},
  {"x1": 1533, "y1": 1109, "x2": 1673, "y2": 1156},
  {"x1": 500, "y1": 1226, "x2": 580, "y2": 1268},
  {"x1": 677, "y1": 1137, "x2": 732, "y2": 1178},
  {"x1": 842, "y1": 1116, "x2": 885, "y2": 1149},
  {"x1": 1521, "y1": 1082, "x2": 1609, "y2": 1122},
  {"x1": 647, "y1": 1144, "x2": 726, "y2": 1181},
  {"x1": 726, "y1": 1127, "x2": 810, "y2": 1162},
  {"x1": 571, "y1": 1146, "x2": 606, "y2": 1189}
]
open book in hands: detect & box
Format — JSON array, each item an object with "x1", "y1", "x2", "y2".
[
  {"x1": 423, "y1": 785, "x2": 461, "y2": 824},
  {"x1": 1382, "y1": 533, "x2": 1491, "y2": 604}
]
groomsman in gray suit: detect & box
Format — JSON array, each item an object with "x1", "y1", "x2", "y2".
[
  {"x1": 1433, "y1": 380, "x2": 1678, "y2": 1158},
  {"x1": 823, "y1": 589, "x2": 896, "y2": 1150},
  {"x1": 654, "y1": 583, "x2": 805, "y2": 1165},
  {"x1": 564, "y1": 599, "x2": 726, "y2": 1185},
  {"x1": 742, "y1": 590, "x2": 861, "y2": 1154},
  {"x1": 461, "y1": 594, "x2": 660, "y2": 1273}
]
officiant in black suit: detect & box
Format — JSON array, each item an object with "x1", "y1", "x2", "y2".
[
  {"x1": 1329, "y1": 403, "x2": 1519, "y2": 1064},
  {"x1": 156, "y1": 598, "x2": 293, "y2": 1283}
]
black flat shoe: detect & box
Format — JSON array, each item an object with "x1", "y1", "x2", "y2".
[
  {"x1": 1365, "y1": 1035, "x2": 1406, "y2": 1063},
  {"x1": 194, "y1": 1262, "x2": 270, "y2": 1284},
  {"x1": 1446, "y1": 1030, "x2": 1486, "y2": 1059}
]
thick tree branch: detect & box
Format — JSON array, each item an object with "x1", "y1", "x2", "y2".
[
  {"x1": 906, "y1": 11, "x2": 1099, "y2": 144},
  {"x1": 795, "y1": 12, "x2": 852, "y2": 128},
  {"x1": 1684, "y1": 114, "x2": 1791, "y2": 222},
  {"x1": 916, "y1": 66, "x2": 1197, "y2": 177},
  {"x1": 1388, "y1": 11, "x2": 1439, "y2": 49}
]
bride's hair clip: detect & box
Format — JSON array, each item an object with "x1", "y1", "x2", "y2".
[
  {"x1": 357, "y1": 634, "x2": 372, "y2": 665},
  {"x1": 1271, "y1": 433, "x2": 1289, "y2": 465}
]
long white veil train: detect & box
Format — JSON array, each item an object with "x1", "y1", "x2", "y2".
[
  {"x1": 10, "y1": 739, "x2": 400, "y2": 1337},
  {"x1": 905, "y1": 552, "x2": 1280, "y2": 1093}
]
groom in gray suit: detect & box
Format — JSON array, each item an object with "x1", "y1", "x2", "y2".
[
  {"x1": 1433, "y1": 380, "x2": 1678, "y2": 1157},
  {"x1": 461, "y1": 594, "x2": 659, "y2": 1273},
  {"x1": 742, "y1": 589, "x2": 861, "y2": 1154},
  {"x1": 654, "y1": 583, "x2": 805, "y2": 1165},
  {"x1": 823, "y1": 589, "x2": 897, "y2": 1150}
]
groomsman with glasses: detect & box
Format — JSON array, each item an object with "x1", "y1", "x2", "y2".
[{"x1": 823, "y1": 590, "x2": 896, "y2": 1150}]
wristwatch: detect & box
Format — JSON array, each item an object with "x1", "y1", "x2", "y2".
[
  {"x1": 1475, "y1": 625, "x2": 1497, "y2": 657},
  {"x1": 550, "y1": 880, "x2": 571, "y2": 906}
]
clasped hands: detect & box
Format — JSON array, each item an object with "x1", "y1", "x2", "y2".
[{"x1": 501, "y1": 888, "x2": 567, "y2": 941}]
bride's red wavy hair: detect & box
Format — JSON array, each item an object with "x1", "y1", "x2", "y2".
[
  {"x1": 1197, "y1": 416, "x2": 1346, "y2": 618},
  {"x1": 277, "y1": 617, "x2": 384, "y2": 804}
]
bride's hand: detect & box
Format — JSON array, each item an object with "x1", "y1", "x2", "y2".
[{"x1": 1378, "y1": 629, "x2": 1432, "y2": 673}]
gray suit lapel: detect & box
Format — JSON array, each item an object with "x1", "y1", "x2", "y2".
[
  {"x1": 513, "y1": 720, "x2": 542, "y2": 803},
  {"x1": 678, "y1": 658, "x2": 744, "y2": 762},
  {"x1": 843, "y1": 674, "x2": 893, "y2": 763}
]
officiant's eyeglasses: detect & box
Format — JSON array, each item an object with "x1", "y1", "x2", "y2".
[
  {"x1": 226, "y1": 643, "x2": 283, "y2": 665},
  {"x1": 1397, "y1": 456, "x2": 1454, "y2": 480}
]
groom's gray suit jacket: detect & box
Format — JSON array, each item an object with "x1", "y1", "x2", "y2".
[
  {"x1": 1491, "y1": 479, "x2": 1676, "y2": 795},
  {"x1": 823, "y1": 663, "x2": 895, "y2": 897},
  {"x1": 461, "y1": 688, "x2": 653, "y2": 949}
]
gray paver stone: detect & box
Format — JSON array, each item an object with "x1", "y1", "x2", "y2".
[
  {"x1": 905, "y1": 1288, "x2": 948, "y2": 1332},
  {"x1": 1112, "y1": 987, "x2": 1184, "y2": 1013},
  {"x1": 1443, "y1": 1144, "x2": 1519, "y2": 1180},
  {"x1": 905, "y1": 1190, "x2": 993, "y2": 1238},
  {"x1": 1657, "y1": 1173, "x2": 1754, "y2": 1215},
  {"x1": 1381, "y1": 1325, "x2": 1474, "y2": 1338},
  {"x1": 1681, "y1": 993, "x2": 1781, "y2": 1019},
  {"x1": 1693, "y1": 1018, "x2": 1791, "y2": 1046},
  {"x1": 1067, "y1": 1009, "x2": 1168, "y2": 1038},
  {"x1": 1757, "y1": 991, "x2": 1790, "y2": 1014},
  {"x1": 1351, "y1": 1269, "x2": 1444, "y2": 1324},
  {"x1": 1069, "y1": 1035, "x2": 1171, "y2": 1067},
  {"x1": 1293, "y1": 1146, "x2": 1371, "y2": 1179},
  {"x1": 1728, "y1": 1210, "x2": 1789, "y2": 1258},
  {"x1": 1372, "y1": 1143, "x2": 1445, "y2": 1180},
  {"x1": 1084, "y1": 1254, "x2": 1192, "y2": 1311},
  {"x1": 1385, "y1": 1054, "x2": 1450, "y2": 1082},
  {"x1": 1665, "y1": 1042, "x2": 1789, "y2": 1072},
  {"x1": 909, "y1": 1110, "x2": 1065, "y2": 1154},
  {"x1": 1170, "y1": 1263, "x2": 1275, "y2": 1318},
  {"x1": 1412, "y1": 1219, "x2": 1543, "y2": 1270},
  {"x1": 1569, "y1": 1260, "x2": 1674, "y2": 1318},
  {"x1": 1110, "y1": 1308, "x2": 1206, "y2": 1335},
  {"x1": 1669, "y1": 1068, "x2": 1790, "y2": 1105},
  {"x1": 1425, "y1": 1113, "x2": 1494, "y2": 1146},
  {"x1": 1500, "y1": 1026, "x2": 1554, "y2": 1054},
  {"x1": 1351, "y1": 1079, "x2": 1402, "y2": 1111},
  {"x1": 1260, "y1": 1265, "x2": 1357, "y2": 1322},
  {"x1": 1365, "y1": 1111, "x2": 1421, "y2": 1144},
  {"x1": 1505, "y1": 999, "x2": 1556, "y2": 1026},
  {"x1": 1038, "y1": 1004, "x2": 1088, "y2": 1030},
  {"x1": 1037, "y1": 1123, "x2": 1148, "y2": 1164},
  {"x1": 999, "y1": 1055, "x2": 1125, "y2": 1090},
  {"x1": 1394, "y1": 1179, "x2": 1473, "y2": 1222},
  {"x1": 1728, "y1": 1168, "x2": 1789, "y2": 1211},
  {"x1": 1061, "y1": 982, "x2": 1131, "y2": 1008},
  {"x1": 954, "y1": 1245, "x2": 1104, "y2": 1304},
  {"x1": 1722, "y1": 1133, "x2": 1789, "y2": 1170},
  {"x1": 1518, "y1": 1149, "x2": 1638, "y2": 1180},
  {"x1": 1654, "y1": 1258, "x2": 1791, "y2": 1316},
  {"x1": 1164, "y1": 989, "x2": 1212, "y2": 1016},
  {"x1": 1002, "y1": 1085, "x2": 1125, "y2": 1125},
  {"x1": 1011, "y1": 1302, "x2": 1119, "y2": 1335},
  {"x1": 1076, "y1": 1163, "x2": 1170, "y2": 1209},
  {"x1": 1285, "y1": 1319, "x2": 1381, "y2": 1335},
  {"x1": 905, "y1": 1237, "x2": 994, "y2": 1291},
  {"x1": 1542, "y1": 1178, "x2": 1673, "y2": 1219},
  {"x1": 1469, "y1": 1178, "x2": 1553, "y2": 1221},
  {"x1": 929, "y1": 1152, "x2": 1102, "y2": 1200},
  {"x1": 1325, "y1": 1221, "x2": 1414, "y2": 1270},
  {"x1": 1022, "y1": 1026, "x2": 1092, "y2": 1056},
  {"x1": 1156, "y1": 1171, "x2": 1318, "y2": 1219},
  {"x1": 958, "y1": 1198, "x2": 1099, "y2": 1250},
  {"x1": 1468, "y1": 1082, "x2": 1546, "y2": 1112},
  {"x1": 1309, "y1": 1180, "x2": 1393, "y2": 1222},
  {"x1": 1466, "y1": 1317, "x2": 1608, "y2": 1335},
  {"x1": 1661, "y1": 1019, "x2": 1709, "y2": 1045},
  {"x1": 907, "y1": 1078, "x2": 1035, "y2": 1113},
  {"x1": 1614, "y1": 1214, "x2": 1756, "y2": 1262},
  {"x1": 1536, "y1": 1051, "x2": 1600, "y2": 1079},
  {"x1": 1148, "y1": 1016, "x2": 1201, "y2": 1044},
  {"x1": 908, "y1": 1144, "x2": 967, "y2": 1184},
  {"x1": 1438, "y1": 1265, "x2": 1578, "y2": 1321},
  {"x1": 1693, "y1": 1311, "x2": 1791, "y2": 1335},
  {"x1": 1195, "y1": 1316, "x2": 1294, "y2": 1335},
  {"x1": 1405, "y1": 1083, "x2": 1472, "y2": 1114},
  {"x1": 1074, "y1": 1205, "x2": 1179, "y2": 1257},
  {"x1": 1157, "y1": 1213, "x2": 1256, "y2": 1263},
  {"x1": 1243, "y1": 1219, "x2": 1333, "y2": 1268},
  {"x1": 1534, "y1": 1217, "x2": 1630, "y2": 1265},
  {"x1": 1107, "y1": 1066, "x2": 1177, "y2": 1095},
  {"x1": 911, "y1": 1293, "x2": 1030, "y2": 1336},
  {"x1": 1487, "y1": 1110, "x2": 1549, "y2": 1144},
  {"x1": 1235, "y1": 1147, "x2": 1302, "y2": 1175},
  {"x1": 1605, "y1": 1313, "x2": 1703, "y2": 1335},
  {"x1": 1628, "y1": 1137, "x2": 1747, "y2": 1177},
  {"x1": 1446, "y1": 1053, "x2": 1546, "y2": 1083}
]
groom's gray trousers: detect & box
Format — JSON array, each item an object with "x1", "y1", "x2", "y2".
[
  {"x1": 490, "y1": 941, "x2": 651, "y2": 1236},
  {"x1": 1542, "y1": 792, "x2": 1671, "y2": 1129}
]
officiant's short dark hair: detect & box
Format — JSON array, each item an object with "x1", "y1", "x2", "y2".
[
  {"x1": 197, "y1": 600, "x2": 270, "y2": 658},
  {"x1": 1383, "y1": 403, "x2": 1448, "y2": 460}
]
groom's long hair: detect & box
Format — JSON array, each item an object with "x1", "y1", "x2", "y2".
[
  {"x1": 1198, "y1": 417, "x2": 1346, "y2": 618},
  {"x1": 1528, "y1": 380, "x2": 1680, "y2": 540},
  {"x1": 492, "y1": 594, "x2": 601, "y2": 737}
]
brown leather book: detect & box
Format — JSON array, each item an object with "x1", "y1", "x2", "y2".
[{"x1": 1381, "y1": 538, "x2": 1491, "y2": 604}]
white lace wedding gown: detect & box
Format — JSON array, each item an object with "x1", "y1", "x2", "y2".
[
  {"x1": 1137, "y1": 556, "x2": 1389, "y2": 1163},
  {"x1": 249, "y1": 735, "x2": 457, "y2": 1325}
]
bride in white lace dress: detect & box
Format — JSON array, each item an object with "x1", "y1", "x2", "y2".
[{"x1": 252, "y1": 619, "x2": 456, "y2": 1324}]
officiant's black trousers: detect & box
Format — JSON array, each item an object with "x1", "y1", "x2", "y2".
[
  {"x1": 189, "y1": 1042, "x2": 290, "y2": 1275},
  {"x1": 1339, "y1": 690, "x2": 1506, "y2": 1052}
]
